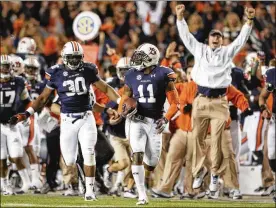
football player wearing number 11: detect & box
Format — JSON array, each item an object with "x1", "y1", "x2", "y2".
[
  {"x1": 119, "y1": 43, "x2": 180, "y2": 205},
  {"x1": 10, "y1": 41, "x2": 121, "y2": 201}
]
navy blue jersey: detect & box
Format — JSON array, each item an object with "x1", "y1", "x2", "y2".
[
  {"x1": 124, "y1": 66, "x2": 175, "y2": 119},
  {"x1": 27, "y1": 79, "x2": 46, "y2": 100},
  {"x1": 45, "y1": 63, "x2": 100, "y2": 113},
  {"x1": 0, "y1": 77, "x2": 27, "y2": 123},
  {"x1": 265, "y1": 67, "x2": 276, "y2": 114}
]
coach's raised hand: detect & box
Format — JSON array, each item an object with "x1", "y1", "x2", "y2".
[
  {"x1": 245, "y1": 7, "x2": 256, "y2": 19},
  {"x1": 175, "y1": 4, "x2": 185, "y2": 21}
]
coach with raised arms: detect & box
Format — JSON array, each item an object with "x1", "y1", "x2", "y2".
[{"x1": 175, "y1": 4, "x2": 255, "y2": 192}]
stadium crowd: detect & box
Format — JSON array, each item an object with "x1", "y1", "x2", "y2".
[{"x1": 0, "y1": 1, "x2": 276, "y2": 205}]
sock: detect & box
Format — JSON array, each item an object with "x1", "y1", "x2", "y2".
[
  {"x1": 114, "y1": 171, "x2": 124, "y2": 187},
  {"x1": 132, "y1": 165, "x2": 147, "y2": 200},
  {"x1": 1, "y1": 177, "x2": 7, "y2": 190},
  {"x1": 18, "y1": 169, "x2": 31, "y2": 190},
  {"x1": 30, "y1": 164, "x2": 40, "y2": 182},
  {"x1": 85, "y1": 177, "x2": 95, "y2": 194}
]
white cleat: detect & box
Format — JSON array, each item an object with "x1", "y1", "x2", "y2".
[
  {"x1": 192, "y1": 167, "x2": 208, "y2": 189},
  {"x1": 261, "y1": 185, "x2": 275, "y2": 196},
  {"x1": 85, "y1": 192, "x2": 97, "y2": 201},
  {"x1": 123, "y1": 190, "x2": 137, "y2": 198},
  {"x1": 2, "y1": 185, "x2": 15, "y2": 196},
  {"x1": 231, "y1": 189, "x2": 242, "y2": 200},
  {"x1": 30, "y1": 179, "x2": 43, "y2": 190},
  {"x1": 136, "y1": 199, "x2": 148, "y2": 205},
  {"x1": 209, "y1": 174, "x2": 219, "y2": 192},
  {"x1": 16, "y1": 185, "x2": 30, "y2": 194},
  {"x1": 62, "y1": 185, "x2": 79, "y2": 196}
]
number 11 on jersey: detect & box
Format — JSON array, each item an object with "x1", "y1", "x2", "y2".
[{"x1": 137, "y1": 84, "x2": 156, "y2": 103}]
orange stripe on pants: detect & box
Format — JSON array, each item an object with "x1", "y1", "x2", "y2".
[{"x1": 27, "y1": 115, "x2": 35, "y2": 146}]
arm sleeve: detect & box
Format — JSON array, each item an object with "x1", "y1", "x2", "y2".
[
  {"x1": 164, "y1": 87, "x2": 180, "y2": 121},
  {"x1": 176, "y1": 19, "x2": 203, "y2": 57},
  {"x1": 227, "y1": 85, "x2": 249, "y2": 112},
  {"x1": 179, "y1": 84, "x2": 188, "y2": 114},
  {"x1": 227, "y1": 24, "x2": 252, "y2": 58}
]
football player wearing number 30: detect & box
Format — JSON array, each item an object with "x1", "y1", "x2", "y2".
[
  {"x1": 118, "y1": 43, "x2": 180, "y2": 205},
  {"x1": 9, "y1": 41, "x2": 121, "y2": 201}
]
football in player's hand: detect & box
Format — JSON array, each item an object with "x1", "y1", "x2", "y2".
[{"x1": 122, "y1": 97, "x2": 137, "y2": 118}]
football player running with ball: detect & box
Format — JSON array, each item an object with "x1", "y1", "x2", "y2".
[
  {"x1": 119, "y1": 43, "x2": 179, "y2": 205},
  {"x1": 10, "y1": 41, "x2": 120, "y2": 201}
]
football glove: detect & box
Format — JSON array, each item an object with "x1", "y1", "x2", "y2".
[
  {"x1": 9, "y1": 113, "x2": 28, "y2": 125},
  {"x1": 155, "y1": 117, "x2": 169, "y2": 134},
  {"x1": 241, "y1": 108, "x2": 253, "y2": 117},
  {"x1": 183, "y1": 104, "x2": 192, "y2": 113}
]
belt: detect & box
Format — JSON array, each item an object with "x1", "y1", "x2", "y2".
[
  {"x1": 198, "y1": 85, "x2": 227, "y2": 98},
  {"x1": 134, "y1": 114, "x2": 146, "y2": 122},
  {"x1": 66, "y1": 112, "x2": 88, "y2": 124}
]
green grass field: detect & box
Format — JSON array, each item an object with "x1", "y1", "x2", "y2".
[{"x1": 1, "y1": 194, "x2": 275, "y2": 207}]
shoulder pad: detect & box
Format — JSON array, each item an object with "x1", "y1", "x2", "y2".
[
  {"x1": 83, "y1": 62, "x2": 99, "y2": 73},
  {"x1": 14, "y1": 76, "x2": 26, "y2": 87},
  {"x1": 45, "y1": 64, "x2": 62, "y2": 79}
]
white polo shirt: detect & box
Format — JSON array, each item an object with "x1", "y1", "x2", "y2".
[{"x1": 176, "y1": 19, "x2": 252, "y2": 89}]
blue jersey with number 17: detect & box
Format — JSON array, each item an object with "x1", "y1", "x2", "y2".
[
  {"x1": 124, "y1": 66, "x2": 176, "y2": 119},
  {"x1": 45, "y1": 63, "x2": 99, "y2": 113}
]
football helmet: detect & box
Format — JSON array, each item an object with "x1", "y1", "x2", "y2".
[
  {"x1": 0, "y1": 55, "x2": 12, "y2": 82},
  {"x1": 61, "y1": 41, "x2": 84, "y2": 70},
  {"x1": 10, "y1": 55, "x2": 24, "y2": 76},
  {"x1": 17, "y1": 37, "x2": 37, "y2": 54},
  {"x1": 130, "y1": 43, "x2": 160, "y2": 71},
  {"x1": 116, "y1": 57, "x2": 130, "y2": 81},
  {"x1": 24, "y1": 57, "x2": 40, "y2": 80}
]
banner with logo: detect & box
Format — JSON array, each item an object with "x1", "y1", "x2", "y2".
[{"x1": 73, "y1": 11, "x2": 102, "y2": 42}]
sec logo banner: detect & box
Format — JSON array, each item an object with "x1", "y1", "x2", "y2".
[{"x1": 73, "y1": 11, "x2": 102, "y2": 41}]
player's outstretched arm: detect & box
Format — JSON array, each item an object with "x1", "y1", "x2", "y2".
[
  {"x1": 94, "y1": 79, "x2": 121, "y2": 104},
  {"x1": 9, "y1": 87, "x2": 53, "y2": 125}
]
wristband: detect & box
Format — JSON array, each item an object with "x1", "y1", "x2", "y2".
[
  {"x1": 25, "y1": 107, "x2": 35, "y2": 117},
  {"x1": 247, "y1": 17, "x2": 254, "y2": 20}
]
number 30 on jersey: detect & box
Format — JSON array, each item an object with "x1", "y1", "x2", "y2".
[{"x1": 63, "y1": 77, "x2": 87, "y2": 96}]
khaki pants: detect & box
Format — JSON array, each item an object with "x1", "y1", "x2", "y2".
[
  {"x1": 192, "y1": 95, "x2": 229, "y2": 177},
  {"x1": 59, "y1": 156, "x2": 78, "y2": 185},
  {"x1": 158, "y1": 130, "x2": 190, "y2": 194},
  {"x1": 153, "y1": 133, "x2": 171, "y2": 188},
  {"x1": 221, "y1": 129, "x2": 239, "y2": 189},
  {"x1": 110, "y1": 136, "x2": 132, "y2": 185}
]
